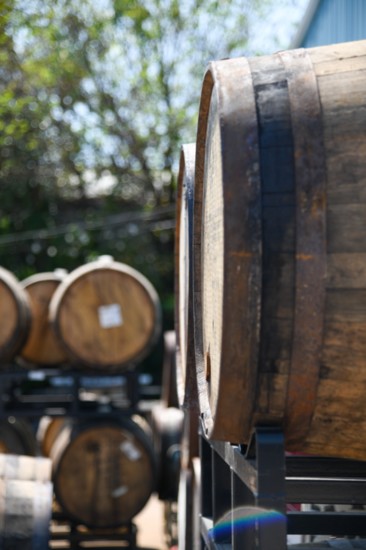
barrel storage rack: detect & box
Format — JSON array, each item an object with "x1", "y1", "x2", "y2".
[
  {"x1": 199, "y1": 427, "x2": 366, "y2": 549},
  {"x1": 174, "y1": 40, "x2": 366, "y2": 549},
  {"x1": 0, "y1": 375, "x2": 149, "y2": 548},
  {"x1": 0, "y1": 258, "x2": 165, "y2": 549},
  {"x1": 0, "y1": 366, "x2": 142, "y2": 419}
]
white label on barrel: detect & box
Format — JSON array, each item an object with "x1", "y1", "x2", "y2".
[
  {"x1": 111, "y1": 485, "x2": 129, "y2": 498},
  {"x1": 120, "y1": 440, "x2": 141, "y2": 461},
  {"x1": 98, "y1": 304, "x2": 123, "y2": 328}
]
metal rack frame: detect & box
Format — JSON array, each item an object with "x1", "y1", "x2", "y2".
[
  {"x1": 0, "y1": 365, "x2": 152, "y2": 419},
  {"x1": 0, "y1": 364, "x2": 161, "y2": 550},
  {"x1": 199, "y1": 424, "x2": 366, "y2": 549},
  {"x1": 50, "y1": 511, "x2": 137, "y2": 549}
]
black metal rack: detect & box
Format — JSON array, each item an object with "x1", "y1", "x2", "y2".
[
  {"x1": 0, "y1": 364, "x2": 161, "y2": 419},
  {"x1": 199, "y1": 424, "x2": 366, "y2": 549},
  {"x1": 50, "y1": 510, "x2": 138, "y2": 549}
]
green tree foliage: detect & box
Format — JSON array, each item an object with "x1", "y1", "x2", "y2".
[
  {"x1": 0, "y1": 0, "x2": 304, "y2": 337},
  {"x1": 0, "y1": 0, "x2": 269, "y2": 319}
]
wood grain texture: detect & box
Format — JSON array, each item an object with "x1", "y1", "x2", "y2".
[
  {"x1": 50, "y1": 418, "x2": 156, "y2": 527},
  {"x1": 20, "y1": 271, "x2": 69, "y2": 366},
  {"x1": 192, "y1": 39, "x2": 366, "y2": 459},
  {"x1": 193, "y1": 57, "x2": 261, "y2": 442},
  {"x1": 37, "y1": 416, "x2": 67, "y2": 458},
  {"x1": 278, "y1": 49, "x2": 327, "y2": 446},
  {"x1": 49, "y1": 258, "x2": 161, "y2": 370},
  {"x1": 174, "y1": 143, "x2": 199, "y2": 409},
  {"x1": 0, "y1": 266, "x2": 31, "y2": 363}
]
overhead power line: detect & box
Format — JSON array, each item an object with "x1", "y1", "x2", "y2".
[{"x1": 0, "y1": 206, "x2": 176, "y2": 247}]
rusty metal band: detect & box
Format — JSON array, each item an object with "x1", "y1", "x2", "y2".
[{"x1": 279, "y1": 49, "x2": 327, "y2": 446}]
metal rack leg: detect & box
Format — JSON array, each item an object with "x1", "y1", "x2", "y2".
[
  {"x1": 231, "y1": 470, "x2": 256, "y2": 549},
  {"x1": 255, "y1": 428, "x2": 287, "y2": 550}
]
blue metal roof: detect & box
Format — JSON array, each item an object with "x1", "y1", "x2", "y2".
[{"x1": 292, "y1": 0, "x2": 366, "y2": 48}]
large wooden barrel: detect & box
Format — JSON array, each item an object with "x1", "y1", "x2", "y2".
[
  {"x1": 193, "y1": 40, "x2": 366, "y2": 460},
  {"x1": 49, "y1": 256, "x2": 162, "y2": 370},
  {"x1": 20, "y1": 270, "x2": 69, "y2": 367},
  {"x1": 174, "y1": 143, "x2": 199, "y2": 410},
  {"x1": 0, "y1": 266, "x2": 31, "y2": 363},
  {"x1": 49, "y1": 416, "x2": 157, "y2": 528}
]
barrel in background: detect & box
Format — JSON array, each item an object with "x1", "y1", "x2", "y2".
[
  {"x1": 20, "y1": 270, "x2": 69, "y2": 367},
  {"x1": 49, "y1": 256, "x2": 162, "y2": 371},
  {"x1": 174, "y1": 145, "x2": 200, "y2": 472},
  {"x1": 0, "y1": 417, "x2": 38, "y2": 456},
  {"x1": 193, "y1": 40, "x2": 366, "y2": 460},
  {"x1": 174, "y1": 143, "x2": 199, "y2": 412},
  {"x1": 37, "y1": 416, "x2": 67, "y2": 459},
  {"x1": 49, "y1": 416, "x2": 157, "y2": 528},
  {"x1": 0, "y1": 266, "x2": 31, "y2": 364}
]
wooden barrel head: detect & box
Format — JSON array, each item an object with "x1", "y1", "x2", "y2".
[
  {"x1": 49, "y1": 257, "x2": 162, "y2": 370},
  {"x1": 0, "y1": 267, "x2": 31, "y2": 363},
  {"x1": 20, "y1": 270, "x2": 69, "y2": 367},
  {"x1": 174, "y1": 143, "x2": 199, "y2": 409},
  {"x1": 51, "y1": 418, "x2": 156, "y2": 527},
  {"x1": 193, "y1": 58, "x2": 261, "y2": 443}
]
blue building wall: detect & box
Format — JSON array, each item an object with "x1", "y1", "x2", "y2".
[{"x1": 298, "y1": 0, "x2": 366, "y2": 48}]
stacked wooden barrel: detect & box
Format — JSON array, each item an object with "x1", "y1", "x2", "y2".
[
  {"x1": 0, "y1": 266, "x2": 31, "y2": 363},
  {"x1": 175, "y1": 39, "x2": 366, "y2": 462},
  {"x1": 49, "y1": 256, "x2": 161, "y2": 371},
  {"x1": 37, "y1": 415, "x2": 156, "y2": 528},
  {"x1": 0, "y1": 257, "x2": 162, "y2": 372},
  {"x1": 20, "y1": 269, "x2": 69, "y2": 367},
  {"x1": 0, "y1": 257, "x2": 163, "y2": 536}
]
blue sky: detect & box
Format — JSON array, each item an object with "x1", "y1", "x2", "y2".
[{"x1": 248, "y1": 0, "x2": 310, "y2": 54}]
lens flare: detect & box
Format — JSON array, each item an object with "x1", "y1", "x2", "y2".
[{"x1": 209, "y1": 506, "x2": 286, "y2": 543}]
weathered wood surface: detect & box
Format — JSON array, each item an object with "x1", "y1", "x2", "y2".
[
  {"x1": 192, "y1": 39, "x2": 366, "y2": 460},
  {"x1": 20, "y1": 271, "x2": 69, "y2": 367},
  {"x1": 194, "y1": 57, "x2": 262, "y2": 443},
  {"x1": 50, "y1": 418, "x2": 156, "y2": 527},
  {"x1": 174, "y1": 143, "x2": 200, "y2": 410},
  {"x1": 49, "y1": 257, "x2": 161, "y2": 370},
  {"x1": 0, "y1": 266, "x2": 31, "y2": 363},
  {"x1": 37, "y1": 416, "x2": 67, "y2": 458}
]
